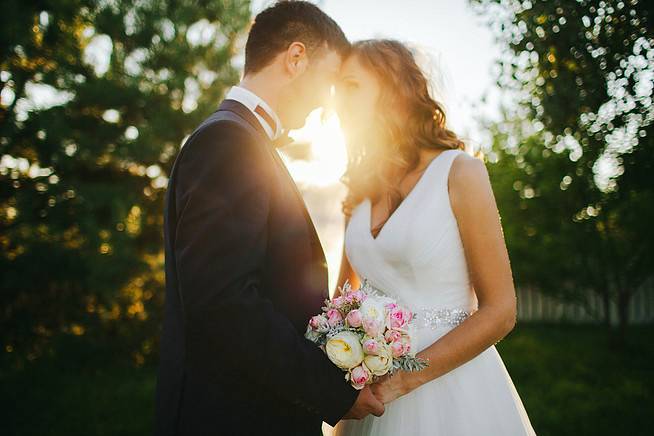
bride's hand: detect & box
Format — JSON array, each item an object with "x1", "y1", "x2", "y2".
[{"x1": 369, "y1": 371, "x2": 415, "y2": 404}]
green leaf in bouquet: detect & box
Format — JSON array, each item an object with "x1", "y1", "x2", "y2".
[{"x1": 390, "y1": 355, "x2": 430, "y2": 374}]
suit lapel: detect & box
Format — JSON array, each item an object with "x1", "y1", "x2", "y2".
[{"x1": 216, "y1": 99, "x2": 326, "y2": 258}]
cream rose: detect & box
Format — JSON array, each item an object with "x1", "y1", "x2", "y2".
[
  {"x1": 363, "y1": 342, "x2": 393, "y2": 376},
  {"x1": 325, "y1": 331, "x2": 365, "y2": 370}
]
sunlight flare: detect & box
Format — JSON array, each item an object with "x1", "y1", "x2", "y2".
[{"x1": 281, "y1": 108, "x2": 348, "y2": 188}]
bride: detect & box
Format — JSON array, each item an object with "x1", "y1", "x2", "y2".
[{"x1": 331, "y1": 39, "x2": 537, "y2": 435}]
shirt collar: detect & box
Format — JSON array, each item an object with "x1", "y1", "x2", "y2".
[{"x1": 225, "y1": 85, "x2": 283, "y2": 140}]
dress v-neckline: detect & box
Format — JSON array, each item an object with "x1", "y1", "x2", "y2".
[{"x1": 367, "y1": 149, "x2": 451, "y2": 241}]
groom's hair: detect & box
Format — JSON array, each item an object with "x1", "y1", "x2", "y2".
[{"x1": 244, "y1": 0, "x2": 349, "y2": 74}]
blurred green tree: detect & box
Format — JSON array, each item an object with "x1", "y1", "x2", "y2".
[
  {"x1": 471, "y1": 0, "x2": 654, "y2": 339},
  {"x1": 0, "y1": 0, "x2": 251, "y2": 368}
]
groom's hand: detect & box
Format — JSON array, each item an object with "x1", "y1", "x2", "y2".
[{"x1": 342, "y1": 386, "x2": 385, "y2": 420}]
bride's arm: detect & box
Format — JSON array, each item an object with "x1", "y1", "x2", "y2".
[
  {"x1": 371, "y1": 153, "x2": 518, "y2": 402},
  {"x1": 333, "y1": 215, "x2": 361, "y2": 298}
]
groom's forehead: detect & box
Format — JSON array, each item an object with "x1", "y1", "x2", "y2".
[{"x1": 314, "y1": 48, "x2": 343, "y2": 74}]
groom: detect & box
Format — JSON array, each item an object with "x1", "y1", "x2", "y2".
[{"x1": 154, "y1": 2, "x2": 385, "y2": 435}]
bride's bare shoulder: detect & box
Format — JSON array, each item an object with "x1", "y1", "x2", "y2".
[
  {"x1": 448, "y1": 150, "x2": 488, "y2": 182},
  {"x1": 447, "y1": 151, "x2": 494, "y2": 212}
]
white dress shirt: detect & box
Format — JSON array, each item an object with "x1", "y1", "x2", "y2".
[{"x1": 224, "y1": 85, "x2": 283, "y2": 140}]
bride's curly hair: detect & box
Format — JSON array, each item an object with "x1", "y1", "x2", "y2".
[{"x1": 340, "y1": 39, "x2": 466, "y2": 231}]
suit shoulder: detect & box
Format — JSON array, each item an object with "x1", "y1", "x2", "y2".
[
  {"x1": 187, "y1": 115, "x2": 256, "y2": 149},
  {"x1": 177, "y1": 116, "x2": 264, "y2": 167}
]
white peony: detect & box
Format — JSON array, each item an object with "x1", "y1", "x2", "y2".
[
  {"x1": 325, "y1": 331, "x2": 365, "y2": 369},
  {"x1": 359, "y1": 296, "x2": 389, "y2": 327}
]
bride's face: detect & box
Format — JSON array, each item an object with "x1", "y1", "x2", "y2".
[{"x1": 335, "y1": 55, "x2": 381, "y2": 146}]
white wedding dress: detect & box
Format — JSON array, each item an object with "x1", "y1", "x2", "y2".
[{"x1": 333, "y1": 149, "x2": 536, "y2": 436}]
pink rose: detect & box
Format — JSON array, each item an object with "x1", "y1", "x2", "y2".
[
  {"x1": 309, "y1": 314, "x2": 329, "y2": 332},
  {"x1": 390, "y1": 340, "x2": 405, "y2": 358},
  {"x1": 332, "y1": 296, "x2": 345, "y2": 308},
  {"x1": 350, "y1": 365, "x2": 370, "y2": 390},
  {"x1": 326, "y1": 308, "x2": 343, "y2": 326},
  {"x1": 362, "y1": 338, "x2": 380, "y2": 355},
  {"x1": 384, "y1": 329, "x2": 402, "y2": 343},
  {"x1": 389, "y1": 306, "x2": 413, "y2": 329},
  {"x1": 309, "y1": 316, "x2": 321, "y2": 329},
  {"x1": 345, "y1": 309, "x2": 363, "y2": 328},
  {"x1": 362, "y1": 317, "x2": 382, "y2": 337},
  {"x1": 388, "y1": 332, "x2": 412, "y2": 357}
]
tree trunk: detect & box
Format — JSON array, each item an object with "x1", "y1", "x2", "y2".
[
  {"x1": 601, "y1": 289, "x2": 611, "y2": 327},
  {"x1": 615, "y1": 290, "x2": 631, "y2": 346}
]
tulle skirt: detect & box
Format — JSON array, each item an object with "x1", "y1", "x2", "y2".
[{"x1": 332, "y1": 325, "x2": 537, "y2": 436}]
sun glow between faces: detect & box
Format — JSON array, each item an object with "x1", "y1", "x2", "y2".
[{"x1": 281, "y1": 108, "x2": 348, "y2": 188}]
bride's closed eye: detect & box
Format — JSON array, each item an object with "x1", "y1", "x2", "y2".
[
  {"x1": 344, "y1": 81, "x2": 359, "y2": 91},
  {"x1": 338, "y1": 77, "x2": 360, "y2": 92}
]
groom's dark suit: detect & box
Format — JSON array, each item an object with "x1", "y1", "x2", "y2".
[{"x1": 154, "y1": 99, "x2": 359, "y2": 435}]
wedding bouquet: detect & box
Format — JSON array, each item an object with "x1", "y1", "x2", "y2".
[{"x1": 305, "y1": 279, "x2": 429, "y2": 390}]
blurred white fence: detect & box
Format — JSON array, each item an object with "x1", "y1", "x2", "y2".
[{"x1": 516, "y1": 278, "x2": 654, "y2": 325}]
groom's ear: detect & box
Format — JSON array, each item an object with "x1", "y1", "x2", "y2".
[{"x1": 284, "y1": 42, "x2": 309, "y2": 78}]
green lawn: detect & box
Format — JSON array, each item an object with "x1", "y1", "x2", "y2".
[
  {"x1": 2, "y1": 324, "x2": 652, "y2": 435},
  {"x1": 2, "y1": 364, "x2": 155, "y2": 436},
  {"x1": 496, "y1": 323, "x2": 653, "y2": 436}
]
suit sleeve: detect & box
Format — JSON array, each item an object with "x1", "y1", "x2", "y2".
[{"x1": 173, "y1": 120, "x2": 359, "y2": 426}]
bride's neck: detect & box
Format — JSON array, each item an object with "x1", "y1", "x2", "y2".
[{"x1": 416, "y1": 149, "x2": 443, "y2": 169}]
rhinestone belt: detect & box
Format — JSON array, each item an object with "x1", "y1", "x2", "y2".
[{"x1": 413, "y1": 307, "x2": 474, "y2": 329}]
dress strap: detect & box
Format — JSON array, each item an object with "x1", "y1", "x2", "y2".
[{"x1": 435, "y1": 149, "x2": 465, "y2": 186}]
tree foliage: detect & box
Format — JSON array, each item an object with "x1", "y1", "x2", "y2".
[
  {"x1": 0, "y1": 0, "x2": 251, "y2": 368},
  {"x1": 471, "y1": 0, "x2": 654, "y2": 334}
]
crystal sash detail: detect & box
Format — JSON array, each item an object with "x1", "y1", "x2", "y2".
[{"x1": 413, "y1": 307, "x2": 475, "y2": 329}]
